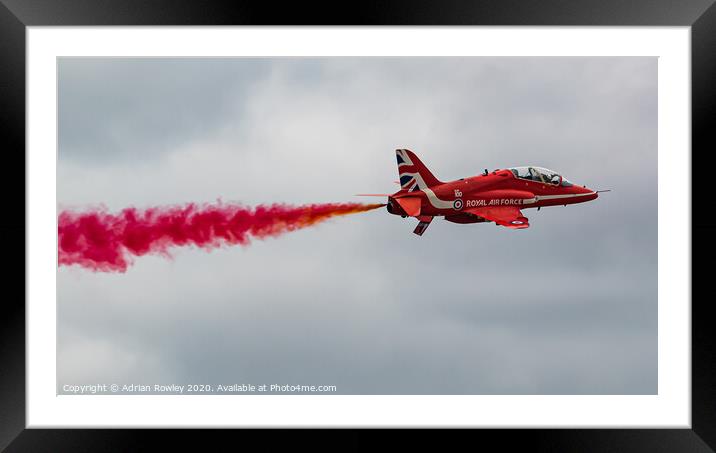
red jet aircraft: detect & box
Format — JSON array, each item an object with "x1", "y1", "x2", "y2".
[{"x1": 361, "y1": 149, "x2": 604, "y2": 236}]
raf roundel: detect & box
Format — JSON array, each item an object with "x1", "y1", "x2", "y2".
[{"x1": 453, "y1": 199, "x2": 463, "y2": 210}]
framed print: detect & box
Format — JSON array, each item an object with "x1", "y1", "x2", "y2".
[{"x1": 3, "y1": 0, "x2": 715, "y2": 449}]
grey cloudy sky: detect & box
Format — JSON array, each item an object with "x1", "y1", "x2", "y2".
[{"x1": 57, "y1": 57, "x2": 657, "y2": 394}]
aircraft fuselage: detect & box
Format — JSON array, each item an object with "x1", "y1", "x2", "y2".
[{"x1": 387, "y1": 169, "x2": 598, "y2": 220}]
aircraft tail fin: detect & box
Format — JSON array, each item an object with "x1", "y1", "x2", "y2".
[{"x1": 395, "y1": 149, "x2": 443, "y2": 191}]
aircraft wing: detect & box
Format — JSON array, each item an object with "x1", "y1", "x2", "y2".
[{"x1": 465, "y1": 206, "x2": 529, "y2": 229}]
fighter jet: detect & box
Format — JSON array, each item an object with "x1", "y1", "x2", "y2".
[{"x1": 360, "y1": 149, "x2": 605, "y2": 236}]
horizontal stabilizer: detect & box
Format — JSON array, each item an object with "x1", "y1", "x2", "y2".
[
  {"x1": 355, "y1": 194, "x2": 390, "y2": 197},
  {"x1": 395, "y1": 197, "x2": 421, "y2": 217},
  {"x1": 413, "y1": 216, "x2": 433, "y2": 236}
]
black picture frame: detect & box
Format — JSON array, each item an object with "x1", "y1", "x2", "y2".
[{"x1": 2, "y1": 0, "x2": 714, "y2": 449}]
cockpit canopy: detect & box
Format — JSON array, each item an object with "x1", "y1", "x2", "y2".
[{"x1": 509, "y1": 166, "x2": 573, "y2": 187}]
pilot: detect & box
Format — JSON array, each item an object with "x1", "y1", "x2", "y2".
[{"x1": 528, "y1": 167, "x2": 540, "y2": 182}]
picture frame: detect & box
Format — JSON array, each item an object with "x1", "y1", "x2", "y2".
[{"x1": 3, "y1": 0, "x2": 713, "y2": 449}]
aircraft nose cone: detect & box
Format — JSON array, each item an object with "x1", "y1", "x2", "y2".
[{"x1": 581, "y1": 186, "x2": 598, "y2": 200}]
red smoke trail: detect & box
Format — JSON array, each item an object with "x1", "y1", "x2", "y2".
[{"x1": 58, "y1": 202, "x2": 384, "y2": 272}]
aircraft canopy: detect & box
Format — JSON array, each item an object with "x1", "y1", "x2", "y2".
[{"x1": 509, "y1": 166, "x2": 573, "y2": 187}]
